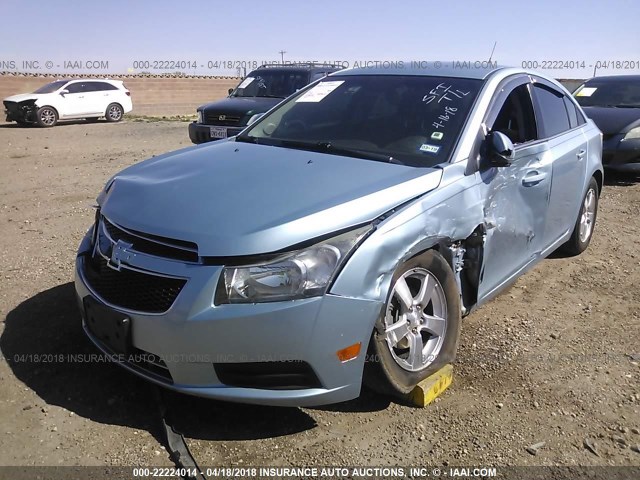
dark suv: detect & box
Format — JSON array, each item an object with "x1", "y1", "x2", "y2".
[{"x1": 188, "y1": 64, "x2": 342, "y2": 144}]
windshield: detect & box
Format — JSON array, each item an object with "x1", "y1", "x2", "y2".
[
  {"x1": 240, "y1": 75, "x2": 482, "y2": 167},
  {"x1": 231, "y1": 71, "x2": 310, "y2": 98},
  {"x1": 574, "y1": 79, "x2": 640, "y2": 108},
  {"x1": 33, "y1": 80, "x2": 68, "y2": 94}
]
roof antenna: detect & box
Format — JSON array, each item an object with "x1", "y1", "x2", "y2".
[{"x1": 488, "y1": 41, "x2": 497, "y2": 63}]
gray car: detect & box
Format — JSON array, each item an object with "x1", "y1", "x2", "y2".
[{"x1": 75, "y1": 64, "x2": 603, "y2": 406}]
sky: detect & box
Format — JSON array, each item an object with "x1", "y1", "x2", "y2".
[{"x1": 1, "y1": 0, "x2": 639, "y2": 79}]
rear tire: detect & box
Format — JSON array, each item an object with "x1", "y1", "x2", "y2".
[
  {"x1": 364, "y1": 250, "x2": 461, "y2": 399},
  {"x1": 36, "y1": 106, "x2": 58, "y2": 127},
  {"x1": 561, "y1": 177, "x2": 599, "y2": 256},
  {"x1": 105, "y1": 103, "x2": 123, "y2": 122}
]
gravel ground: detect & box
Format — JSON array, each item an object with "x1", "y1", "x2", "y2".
[{"x1": 0, "y1": 119, "x2": 638, "y2": 470}]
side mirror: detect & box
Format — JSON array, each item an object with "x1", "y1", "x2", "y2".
[
  {"x1": 228, "y1": 88, "x2": 234, "y2": 95},
  {"x1": 487, "y1": 131, "x2": 515, "y2": 167},
  {"x1": 59, "y1": 89, "x2": 69, "y2": 96},
  {"x1": 247, "y1": 113, "x2": 264, "y2": 126}
]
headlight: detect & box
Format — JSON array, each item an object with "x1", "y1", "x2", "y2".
[
  {"x1": 218, "y1": 226, "x2": 371, "y2": 304},
  {"x1": 197, "y1": 110, "x2": 203, "y2": 124},
  {"x1": 623, "y1": 126, "x2": 640, "y2": 140}
]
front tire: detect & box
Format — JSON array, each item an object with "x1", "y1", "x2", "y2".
[
  {"x1": 561, "y1": 177, "x2": 599, "y2": 256},
  {"x1": 105, "y1": 103, "x2": 124, "y2": 122},
  {"x1": 364, "y1": 250, "x2": 462, "y2": 399},
  {"x1": 36, "y1": 106, "x2": 58, "y2": 127}
]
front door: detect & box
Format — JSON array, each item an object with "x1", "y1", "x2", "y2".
[{"x1": 477, "y1": 81, "x2": 552, "y2": 301}]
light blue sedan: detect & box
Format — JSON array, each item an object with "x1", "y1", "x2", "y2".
[{"x1": 75, "y1": 64, "x2": 603, "y2": 406}]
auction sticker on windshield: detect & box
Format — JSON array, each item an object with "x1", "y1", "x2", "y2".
[
  {"x1": 237, "y1": 77, "x2": 255, "y2": 89},
  {"x1": 575, "y1": 87, "x2": 597, "y2": 97},
  {"x1": 296, "y1": 81, "x2": 345, "y2": 103}
]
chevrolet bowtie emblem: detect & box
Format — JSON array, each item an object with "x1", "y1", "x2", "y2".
[{"x1": 107, "y1": 239, "x2": 134, "y2": 271}]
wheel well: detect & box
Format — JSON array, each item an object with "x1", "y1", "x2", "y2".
[
  {"x1": 407, "y1": 227, "x2": 485, "y2": 315},
  {"x1": 106, "y1": 102, "x2": 123, "y2": 111},
  {"x1": 39, "y1": 105, "x2": 58, "y2": 116},
  {"x1": 593, "y1": 170, "x2": 603, "y2": 196}
]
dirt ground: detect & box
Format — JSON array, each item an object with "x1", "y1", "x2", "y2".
[{"x1": 0, "y1": 119, "x2": 638, "y2": 471}]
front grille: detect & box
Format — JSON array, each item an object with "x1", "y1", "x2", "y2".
[
  {"x1": 103, "y1": 217, "x2": 199, "y2": 263},
  {"x1": 204, "y1": 112, "x2": 243, "y2": 126},
  {"x1": 214, "y1": 361, "x2": 322, "y2": 390},
  {"x1": 83, "y1": 255, "x2": 186, "y2": 313}
]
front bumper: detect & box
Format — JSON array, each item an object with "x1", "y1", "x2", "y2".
[
  {"x1": 602, "y1": 135, "x2": 640, "y2": 172},
  {"x1": 4, "y1": 100, "x2": 37, "y2": 123},
  {"x1": 74, "y1": 231, "x2": 382, "y2": 406},
  {"x1": 188, "y1": 122, "x2": 245, "y2": 144}
]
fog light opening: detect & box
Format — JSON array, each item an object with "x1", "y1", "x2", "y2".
[{"x1": 337, "y1": 342, "x2": 362, "y2": 363}]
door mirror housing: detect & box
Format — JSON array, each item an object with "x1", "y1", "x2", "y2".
[
  {"x1": 59, "y1": 89, "x2": 69, "y2": 96},
  {"x1": 487, "y1": 131, "x2": 515, "y2": 167},
  {"x1": 228, "y1": 88, "x2": 234, "y2": 95},
  {"x1": 247, "y1": 113, "x2": 264, "y2": 126}
]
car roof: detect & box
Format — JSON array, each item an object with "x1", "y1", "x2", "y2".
[
  {"x1": 583, "y1": 75, "x2": 640, "y2": 83},
  {"x1": 64, "y1": 78, "x2": 122, "y2": 84},
  {"x1": 253, "y1": 64, "x2": 342, "y2": 73},
  {"x1": 331, "y1": 62, "x2": 506, "y2": 80}
]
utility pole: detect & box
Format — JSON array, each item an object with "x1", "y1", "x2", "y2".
[{"x1": 279, "y1": 50, "x2": 287, "y2": 64}]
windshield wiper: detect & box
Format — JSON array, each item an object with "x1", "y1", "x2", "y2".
[
  {"x1": 256, "y1": 94, "x2": 286, "y2": 99},
  {"x1": 276, "y1": 140, "x2": 403, "y2": 164},
  {"x1": 235, "y1": 135, "x2": 258, "y2": 144},
  {"x1": 599, "y1": 104, "x2": 640, "y2": 108},
  {"x1": 612, "y1": 104, "x2": 640, "y2": 108}
]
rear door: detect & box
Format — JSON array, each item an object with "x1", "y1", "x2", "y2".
[
  {"x1": 82, "y1": 81, "x2": 113, "y2": 115},
  {"x1": 531, "y1": 80, "x2": 588, "y2": 250},
  {"x1": 91, "y1": 81, "x2": 120, "y2": 114}
]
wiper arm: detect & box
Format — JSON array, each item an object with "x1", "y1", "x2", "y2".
[
  {"x1": 275, "y1": 139, "x2": 400, "y2": 163},
  {"x1": 235, "y1": 135, "x2": 258, "y2": 144},
  {"x1": 318, "y1": 142, "x2": 403, "y2": 164},
  {"x1": 611, "y1": 104, "x2": 640, "y2": 109}
]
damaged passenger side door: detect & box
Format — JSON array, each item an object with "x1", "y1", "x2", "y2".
[{"x1": 477, "y1": 78, "x2": 552, "y2": 302}]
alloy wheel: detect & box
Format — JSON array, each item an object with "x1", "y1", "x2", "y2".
[{"x1": 383, "y1": 267, "x2": 448, "y2": 372}]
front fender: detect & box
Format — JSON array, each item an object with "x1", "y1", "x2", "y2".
[{"x1": 331, "y1": 162, "x2": 484, "y2": 304}]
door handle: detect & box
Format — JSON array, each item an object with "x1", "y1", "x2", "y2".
[
  {"x1": 78, "y1": 96, "x2": 84, "y2": 99},
  {"x1": 522, "y1": 170, "x2": 547, "y2": 186},
  {"x1": 577, "y1": 149, "x2": 586, "y2": 160}
]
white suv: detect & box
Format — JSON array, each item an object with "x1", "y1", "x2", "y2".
[{"x1": 3, "y1": 79, "x2": 133, "y2": 127}]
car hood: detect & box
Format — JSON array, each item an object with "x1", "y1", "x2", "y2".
[
  {"x1": 3, "y1": 93, "x2": 42, "y2": 104},
  {"x1": 198, "y1": 96, "x2": 282, "y2": 116},
  {"x1": 100, "y1": 141, "x2": 443, "y2": 257},
  {"x1": 582, "y1": 106, "x2": 640, "y2": 135}
]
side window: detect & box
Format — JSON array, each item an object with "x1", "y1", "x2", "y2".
[
  {"x1": 310, "y1": 72, "x2": 326, "y2": 82},
  {"x1": 65, "y1": 83, "x2": 84, "y2": 94},
  {"x1": 563, "y1": 96, "x2": 578, "y2": 129},
  {"x1": 83, "y1": 82, "x2": 98, "y2": 92},
  {"x1": 532, "y1": 84, "x2": 571, "y2": 137},
  {"x1": 490, "y1": 84, "x2": 538, "y2": 145}
]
